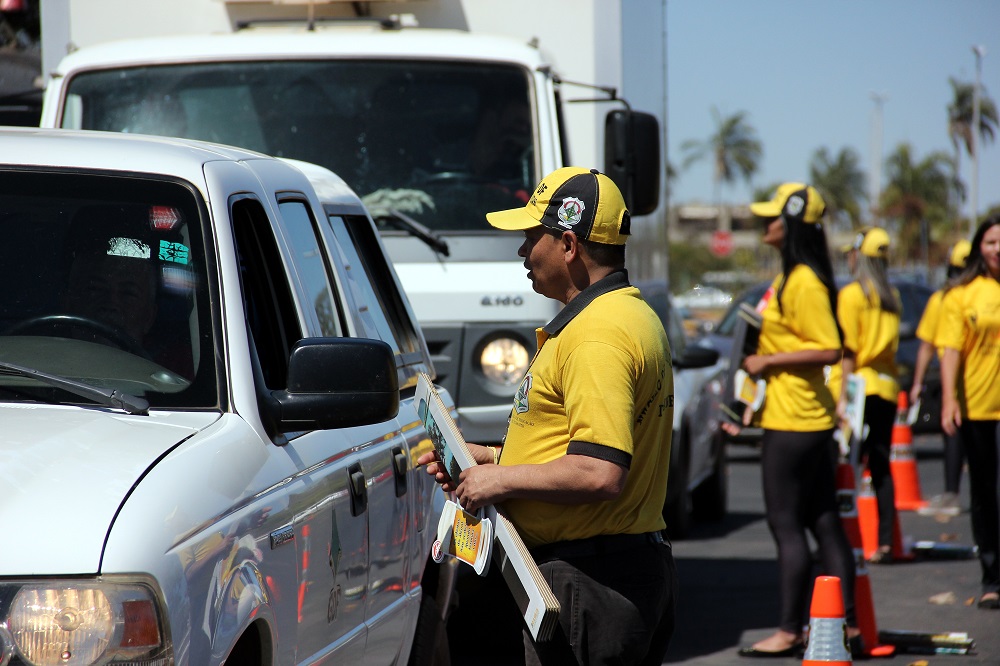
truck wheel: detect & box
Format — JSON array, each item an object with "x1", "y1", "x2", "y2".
[
  {"x1": 692, "y1": 438, "x2": 727, "y2": 522},
  {"x1": 408, "y1": 589, "x2": 451, "y2": 666}
]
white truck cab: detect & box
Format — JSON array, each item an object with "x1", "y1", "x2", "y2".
[
  {"x1": 0, "y1": 127, "x2": 454, "y2": 665},
  {"x1": 39, "y1": 23, "x2": 662, "y2": 443}
]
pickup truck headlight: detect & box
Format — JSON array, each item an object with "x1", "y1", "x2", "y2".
[
  {"x1": 0, "y1": 577, "x2": 170, "y2": 666},
  {"x1": 479, "y1": 337, "x2": 529, "y2": 386}
]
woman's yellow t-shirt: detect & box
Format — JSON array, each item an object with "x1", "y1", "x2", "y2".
[
  {"x1": 937, "y1": 276, "x2": 1000, "y2": 420},
  {"x1": 757, "y1": 265, "x2": 840, "y2": 431},
  {"x1": 837, "y1": 281, "x2": 900, "y2": 403}
]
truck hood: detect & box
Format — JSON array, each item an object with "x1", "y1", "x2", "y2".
[{"x1": 0, "y1": 404, "x2": 220, "y2": 575}]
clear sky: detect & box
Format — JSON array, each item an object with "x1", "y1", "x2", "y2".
[{"x1": 666, "y1": 0, "x2": 1000, "y2": 221}]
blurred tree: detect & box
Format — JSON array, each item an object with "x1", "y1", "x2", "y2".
[
  {"x1": 948, "y1": 76, "x2": 998, "y2": 170},
  {"x1": 809, "y1": 147, "x2": 867, "y2": 232},
  {"x1": 680, "y1": 107, "x2": 762, "y2": 218},
  {"x1": 946, "y1": 77, "x2": 998, "y2": 232},
  {"x1": 880, "y1": 143, "x2": 958, "y2": 261}
]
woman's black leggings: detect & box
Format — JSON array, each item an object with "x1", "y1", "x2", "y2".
[
  {"x1": 960, "y1": 419, "x2": 1000, "y2": 594},
  {"x1": 859, "y1": 396, "x2": 897, "y2": 547},
  {"x1": 761, "y1": 428, "x2": 857, "y2": 634}
]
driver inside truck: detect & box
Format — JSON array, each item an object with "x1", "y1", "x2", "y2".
[
  {"x1": 62, "y1": 205, "x2": 160, "y2": 351},
  {"x1": 468, "y1": 97, "x2": 532, "y2": 189}
]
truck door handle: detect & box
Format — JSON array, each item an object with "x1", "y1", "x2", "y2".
[
  {"x1": 348, "y1": 462, "x2": 367, "y2": 516},
  {"x1": 391, "y1": 445, "x2": 408, "y2": 497}
]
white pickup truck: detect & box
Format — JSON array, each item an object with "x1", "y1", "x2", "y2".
[{"x1": 0, "y1": 127, "x2": 454, "y2": 666}]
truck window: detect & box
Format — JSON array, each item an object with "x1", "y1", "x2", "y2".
[
  {"x1": 276, "y1": 199, "x2": 345, "y2": 338},
  {"x1": 0, "y1": 170, "x2": 216, "y2": 409},
  {"x1": 61, "y1": 60, "x2": 536, "y2": 232},
  {"x1": 231, "y1": 196, "x2": 302, "y2": 389},
  {"x1": 324, "y1": 212, "x2": 422, "y2": 361}
]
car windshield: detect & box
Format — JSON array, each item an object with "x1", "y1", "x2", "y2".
[
  {"x1": 0, "y1": 170, "x2": 217, "y2": 409},
  {"x1": 61, "y1": 59, "x2": 536, "y2": 233}
]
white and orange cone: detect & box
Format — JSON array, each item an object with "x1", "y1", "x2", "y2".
[{"x1": 802, "y1": 576, "x2": 852, "y2": 665}]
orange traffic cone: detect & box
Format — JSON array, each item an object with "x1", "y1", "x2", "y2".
[
  {"x1": 856, "y1": 469, "x2": 879, "y2": 560},
  {"x1": 835, "y1": 464, "x2": 895, "y2": 658},
  {"x1": 889, "y1": 392, "x2": 927, "y2": 511},
  {"x1": 802, "y1": 576, "x2": 852, "y2": 665}
]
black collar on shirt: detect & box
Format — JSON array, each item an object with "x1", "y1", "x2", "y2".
[{"x1": 542, "y1": 268, "x2": 631, "y2": 336}]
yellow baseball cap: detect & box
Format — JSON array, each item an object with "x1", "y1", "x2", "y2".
[
  {"x1": 749, "y1": 182, "x2": 826, "y2": 224},
  {"x1": 486, "y1": 167, "x2": 630, "y2": 245},
  {"x1": 857, "y1": 227, "x2": 891, "y2": 258},
  {"x1": 949, "y1": 240, "x2": 972, "y2": 268}
]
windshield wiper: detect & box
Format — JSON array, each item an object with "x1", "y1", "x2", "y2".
[
  {"x1": 384, "y1": 208, "x2": 450, "y2": 257},
  {"x1": 0, "y1": 360, "x2": 149, "y2": 415}
]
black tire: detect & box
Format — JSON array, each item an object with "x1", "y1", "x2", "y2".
[
  {"x1": 663, "y1": 429, "x2": 692, "y2": 540},
  {"x1": 409, "y1": 560, "x2": 454, "y2": 666},
  {"x1": 692, "y1": 436, "x2": 727, "y2": 522}
]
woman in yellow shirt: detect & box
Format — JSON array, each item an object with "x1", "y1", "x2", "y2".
[
  {"x1": 726, "y1": 183, "x2": 859, "y2": 657},
  {"x1": 837, "y1": 227, "x2": 900, "y2": 563},
  {"x1": 939, "y1": 215, "x2": 1000, "y2": 610}
]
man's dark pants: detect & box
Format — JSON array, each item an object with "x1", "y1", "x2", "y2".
[{"x1": 524, "y1": 534, "x2": 677, "y2": 666}]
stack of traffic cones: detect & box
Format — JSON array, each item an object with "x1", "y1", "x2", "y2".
[
  {"x1": 889, "y1": 391, "x2": 927, "y2": 511},
  {"x1": 802, "y1": 576, "x2": 852, "y2": 665},
  {"x1": 835, "y1": 463, "x2": 895, "y2": 658}
]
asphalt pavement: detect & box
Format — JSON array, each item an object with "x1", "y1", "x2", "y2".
[
  {"x1": 449, "y1": 433, "x2": 998, "y2": 665},
  {"x1": 668, "y1": 435, "x2": 998, "y2": 665}
]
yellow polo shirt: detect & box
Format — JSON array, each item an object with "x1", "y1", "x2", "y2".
[
  {"x1": 937, "y1": 276, "x2": 1000, "y2": 420},
  {"x1": 915, "y1": 289, "x2": 945, "y2": 358},
  {"x1": 501, "y1": 275, "x2": 673, "y2": 548},
  {"x1": 757, "y1": 265, "x2": 840, "y2": 431},
  {"x1": 837, "y1": 281, "x2": 900, "y2": 403}
]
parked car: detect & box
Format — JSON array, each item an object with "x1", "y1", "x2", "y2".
[
  {"x1": 696, "y1": 276, "x2": 940, "y2": 442},
  {"x1": 637, "y1": 281, "x2": 727, "y2": 539},
  {"x1": 0, "y1": 128, "x2": 455, "y2": 666}
]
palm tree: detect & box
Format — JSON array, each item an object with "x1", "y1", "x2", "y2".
[
  {"x1": 879, "y1": 143, "x2": 959, "y2": 260},
  {"x1": 681, "y1": 107, "x2": 762, "y2": 229},
  {"x1": 809, "y1": 147, "x2": 867, "y2": 232},
  {"x1": 947, "y1": 77, "x2": 999, "y2": 168}
]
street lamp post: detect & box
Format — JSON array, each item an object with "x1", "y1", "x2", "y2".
[
  {"x1": 970, "y1": 45, "x2": 986, "y2": 237},
  {"x1": 869, "y1": 92, "x2": 888, "y2": 225}
]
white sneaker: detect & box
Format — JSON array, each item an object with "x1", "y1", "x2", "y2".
[{"x1": 918, "y1": 492, "x2": 961, "y2": 516}]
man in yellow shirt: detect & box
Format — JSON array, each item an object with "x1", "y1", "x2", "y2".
[{"x1": 419, "y1": 167, "x2": 676, "y2": 665}]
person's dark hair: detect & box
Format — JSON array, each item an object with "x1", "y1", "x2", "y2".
[
  {"x1": 579, "y1": 237, "x2": 626, "y2": 267},
  {"x1": 947, "y1": 213, "x2": 1000, "y2": 290},
  {"x1": 777, "y1": 215, "x2": 842, "y2": 341}
]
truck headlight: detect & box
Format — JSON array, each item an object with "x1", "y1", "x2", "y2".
[
  {"x1": 1, "y1": 578, "x2": 170, "y2": 666},
  {"x1": 479, "y1": 337, "x2": 529, "y2": 386}
]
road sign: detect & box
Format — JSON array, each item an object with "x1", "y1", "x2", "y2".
[{"x1": 710, "y1": 230, "x2": 733, "y2": 257}]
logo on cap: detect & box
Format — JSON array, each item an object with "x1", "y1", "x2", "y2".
[
  {"x1": 785, "y1": 195, "x2": 805, "y2": 217},
  {"x1": 557, "y1": 197, "x2": 585, "y2": 229}
]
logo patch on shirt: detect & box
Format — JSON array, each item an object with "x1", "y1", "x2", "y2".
[{"x1": 514, "y1": 373, "x2": 532, "y2": 414}]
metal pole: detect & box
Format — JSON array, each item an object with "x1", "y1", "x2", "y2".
[
  {"x1": 869, "y1": 92, "x2": 887, "y2": 225},
  {"x1": 970, "y1": 45, "x2": 985, "y2": 237}
]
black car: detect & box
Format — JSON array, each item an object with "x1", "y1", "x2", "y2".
[{"x1": 696, "y1": 277, "x2": 940, "y2": 437}]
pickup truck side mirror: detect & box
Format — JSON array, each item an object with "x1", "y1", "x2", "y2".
[
  {"x1": 673, "y1": 344, "x2": 720, "y2": 370},
  {"x1": 268, "y1": 337, "x2": 400, "y2": 433}
]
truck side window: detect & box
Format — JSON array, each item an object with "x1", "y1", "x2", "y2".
[
  {"x1": 276, "y1": 199, "x2": 345, "y2": 338},
  {"x1": 231, "y1": 196, "x2": 301, "y2": 388},
  {"x1": 324, "y1": 214, "x2": 422, "y2": 360}
]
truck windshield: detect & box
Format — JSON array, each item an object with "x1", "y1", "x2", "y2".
[
  {"x1": 0, "y1": 170, "x2": 217, "y2": 409},
  {"x1": 62, "y1": 60, "x2": 537, "y2": 233}
]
